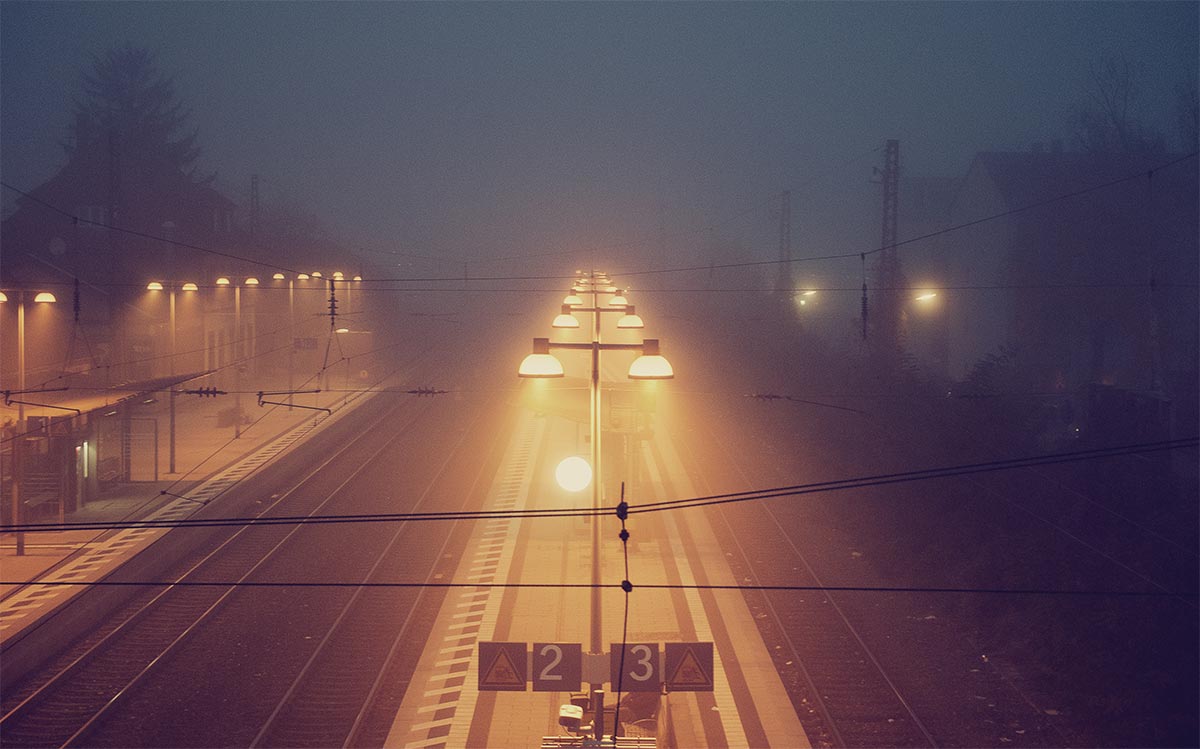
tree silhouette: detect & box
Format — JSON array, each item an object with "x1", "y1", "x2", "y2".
[
  {"x1": 1073, "y1": 54, "x2": 1166, "y2": 155},
  {"x1": 66, "y1": 43, "x2": 204, "y2": 180}
]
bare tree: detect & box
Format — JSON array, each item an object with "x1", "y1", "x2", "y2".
[
  {"x1": 1175, "y1": 78, "x2": 1199, "y2": 151},
  {"x1": 1074, "y1": 54, "x2": 1165, "y2": 155}
]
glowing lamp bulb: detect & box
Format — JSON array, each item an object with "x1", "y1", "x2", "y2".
[
  {"x1": 518, "y1": 339, "x2": 564, "y2": 378},
  {"x1": 628, "y1": 338, "x2": 674, "y2": 380},
  {"x1": 555, "y1": 456, "x2": 592, "y2": 492}
]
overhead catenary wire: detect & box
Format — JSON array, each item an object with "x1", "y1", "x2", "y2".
[
  {"x1": 9, "y1": 151, "x2": 1191, "y2": 290},
  {"x1": 4, "y1": 436, "x2": 1194, "y2": 534},
  {"x1": 0, "y1": 181, "x2": 301, "y2": 275},
  {"x1": 0, "y1": 578, "x2": 1190, "y2": 600}
]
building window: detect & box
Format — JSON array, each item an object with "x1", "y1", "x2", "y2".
[{"x1": 75, "y1": 205, "x2": 108, "y2": 228}]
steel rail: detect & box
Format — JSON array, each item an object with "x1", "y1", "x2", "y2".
[{"x1": 0, "y1": 389, "x2": 419, "y2": 747}]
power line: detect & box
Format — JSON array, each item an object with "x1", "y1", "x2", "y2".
[
  {"x1": 0, "y1": 579, "x2": 1188, "y2": 599},
  {"x1": 6, "y1": 151, "x2": 1195, "y2": 289},
  {"x1": 629, "y1": 437, "x2": 1197, "y2": 515},
  {"x1": 0, "y1": 181, "x2": 300, "y2": 275},
  {"x1": 4, "y1": 437, "x2": 1193, "y2": 534}
]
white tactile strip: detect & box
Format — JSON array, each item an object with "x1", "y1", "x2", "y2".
[
  {"x1": 0, "y1": 410, "x2": 335, "y2": 638},
  {"x1": 394, "y1": 412, "x2": 542, "y2": 749}
]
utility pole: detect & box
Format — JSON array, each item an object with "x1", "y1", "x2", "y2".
[
  {"x1": 250, "y1": 174, "x2": 260, "y2": 239},
  {"x1": 776, "y1": 190, "x2": 792, "y2": 297},
  {"x1": 872, "y1": 139, "x2": 903, "y2": 360}
]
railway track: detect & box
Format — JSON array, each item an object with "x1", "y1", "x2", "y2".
[
  {"x1": 248, "y1": 396, "x2": 507, "y2": 748},
  {"x1": 0, "y1": 391, "x2": 428, "y2": 747},
  {"x1": 674, "y1": 396, "x2": 1065, "y2": 748}
]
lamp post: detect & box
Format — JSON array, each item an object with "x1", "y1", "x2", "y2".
[
  {"x1": 147, "y1": 281, "x2": 196, "y2": 473},
  {"x1": 3, "y1": 290, "x2": 58, "y2": 555},
  {"x1": 518, "y1": 274, "x2": 672, "y2": 694}
]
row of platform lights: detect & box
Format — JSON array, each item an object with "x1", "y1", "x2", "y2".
[
  {"x1": 517, "y1": 270, "x2": 673, "y2": 702},
  {"x1": 145, "y1": 270, "x2": 362, "y2": 291}
]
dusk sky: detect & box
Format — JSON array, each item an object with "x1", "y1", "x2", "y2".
[{"x1": 2, "y1": 1, "x2": 1196, "y2": 275}]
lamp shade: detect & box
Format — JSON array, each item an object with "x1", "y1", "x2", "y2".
[
  {"x1": 563, "y1": 294, "x2": 584, "y2": 306},
  {"x1": 552, "y1": 304, "x2": 580, "y2": 328},
  {"x1": 182, "y1": 282, "x2": 199, "y2": 292},
  {"x1": 146, "y1": 281, "x2": 164, "y2": 291},
  {"x1": 273, "y1": 273, "x2": 286, "y2": 280},
  {"x1": 617, "y1": 312, "x2": 644, "y2": 329},
  {"x1": 297, "y1": 273, "x2": 310, "y2": 280},
  {"x1": 216, "y1": 277, "x2": 231, "y2": 286},
  {"x1": 519, "y1": 354, "x2": 565, "y2": 377},
  {"x1": 518, "y1": 338, "x2": 565, "y2": 378},
  {"x1": 244, "y1": 277, "x2": 260, "y2": 286},
  {"x1": 628, "y1": 339, "x2": 673, "y2": 379},
  {"x1": 33, "y1": 292, "x2": 58, "y2": 303}
]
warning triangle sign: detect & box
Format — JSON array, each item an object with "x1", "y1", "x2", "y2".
[
  {"x1": 669, "y1": 647, "x2": 712, "y2": 688},
  {"x1": 481, "y1": 648, "x2": 525, "y2": 689}
]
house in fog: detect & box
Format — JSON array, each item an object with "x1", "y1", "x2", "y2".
[{"x1": 908, "y1": 149, "x2": 1198, "y2": 438}]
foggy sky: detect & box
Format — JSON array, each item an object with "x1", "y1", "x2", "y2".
[{"x1": 2, "y1": 1, "x2": 1196, "y2": 274}]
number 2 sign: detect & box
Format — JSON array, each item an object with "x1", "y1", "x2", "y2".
[{"x1": 532, "y1": 642, "x2": 582, "y2": 691}]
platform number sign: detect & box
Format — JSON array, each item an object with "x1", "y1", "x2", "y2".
[
  {"x1": 609, "y1": 643, "x2": 661, "y2": 692},
  {"x1": 532, "y1": 642, "x2": 581, "y2": 691}
]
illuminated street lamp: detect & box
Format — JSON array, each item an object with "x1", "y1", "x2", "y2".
[
  {"x1": 552, "y1": 305, "x2": 581, "y2": 329},
  {"x1": 616, "y1": 305, "x2": 644, "y2": 330},
  {"x1": 147, "y1": 280, "x2": 197, "y2": 471},
  {"x1": 555, "y1": 456, "x2": 593, "y2": 492},
  {"x1": 2, "y1": 289, "x2": 58, "y2": 555},
  {"x1": 517, "y1": 274, "x2": 673, "y2": 692}
]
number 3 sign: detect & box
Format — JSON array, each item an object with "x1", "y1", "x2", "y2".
[{"x1": 610, "y1": 643, "x2": 661, "y2": 692}]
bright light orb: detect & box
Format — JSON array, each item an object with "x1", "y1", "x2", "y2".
[{"x1": 555, "y1": 456, "x2": 592, "y2": 492}]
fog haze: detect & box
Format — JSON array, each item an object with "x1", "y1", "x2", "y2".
[{"x1": 3, "y1": 1, "x2": 1195, "y2": 270}]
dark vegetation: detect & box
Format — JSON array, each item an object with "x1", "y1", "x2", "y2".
[{"x1": 699, "y1": 288, "x2": 1198, "y2": 746}]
